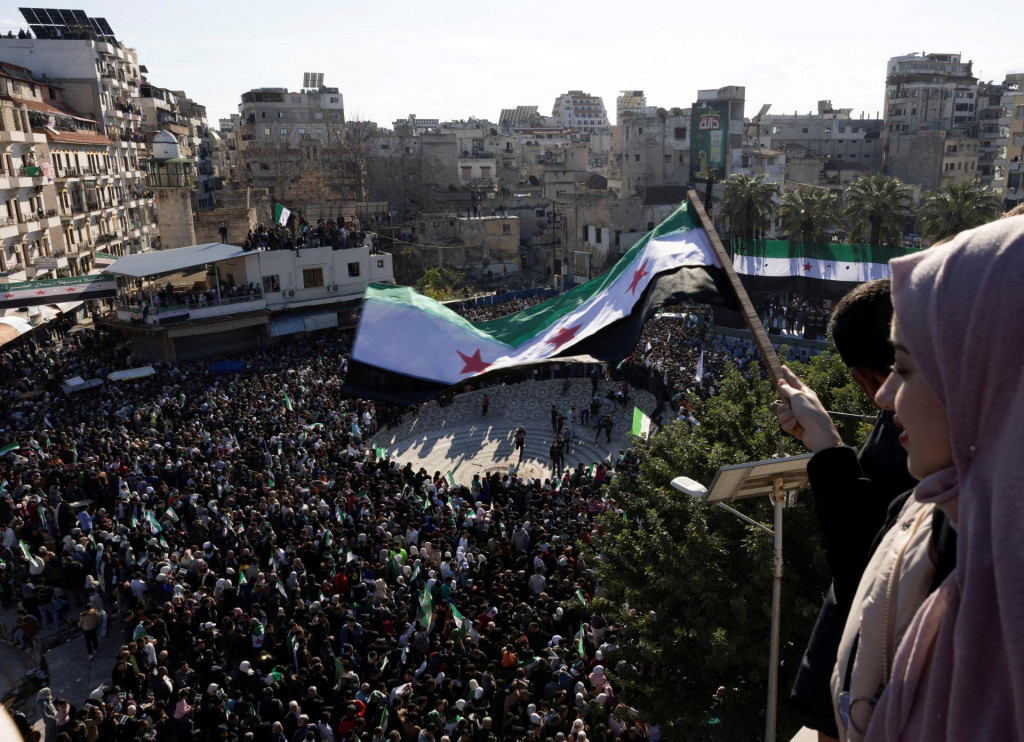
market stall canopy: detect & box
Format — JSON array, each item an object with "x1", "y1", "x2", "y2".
[
  {"x1": 104, "y1": 243, "x2": 248, "y2": 279},
  {"x1": 107, "y1": 365, "x2": 156, "y2": 382}
]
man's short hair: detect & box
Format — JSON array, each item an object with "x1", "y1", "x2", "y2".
[{"x1": 830, "y1": 279, "x2": 895, "y2": 374}]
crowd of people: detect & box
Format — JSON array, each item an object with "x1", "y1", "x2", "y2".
[
  {"x1": 243, "y1": 219, "x2": 380, "y2": 254},
  {"x1": 1, "y1": 317, "x2": 656, "y2": 742}
]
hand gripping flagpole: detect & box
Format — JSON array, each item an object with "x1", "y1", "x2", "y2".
[{"x1": 686, "y1": 190, "x2": 783, "y2": 385}]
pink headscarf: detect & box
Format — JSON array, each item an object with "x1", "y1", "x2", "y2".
[{"x1": 866, "y1": 216, "x2": 1024, "y2": 741}]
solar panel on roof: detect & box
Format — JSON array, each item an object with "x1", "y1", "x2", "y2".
[
  {"x1": 95, "y1": 17, "x2": 114, "y2": 34},
  {"x1": 18, "y1": 8, "x2": 38, "y2": 23}
]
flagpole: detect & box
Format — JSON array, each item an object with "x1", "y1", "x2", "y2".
[{"x1": 686, "y1": 191, "x2": 783, "y2": 385}]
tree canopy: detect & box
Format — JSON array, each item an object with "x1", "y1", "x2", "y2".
[
  {"x1": 778, "y1": 187, "x2": 838, "y2": 244},
  {"x1": 589, "y1": 348, "x2": 875, "y2": 739},
  {"x1": 719, "y1": 174, "x2": 778, "y2": 242},
  {"x1": 843, "y1": 175, "x2": 912, "y2": 247},
  {"x1": 919, "y1": 180, "x2": 1002, "y2": 242}
]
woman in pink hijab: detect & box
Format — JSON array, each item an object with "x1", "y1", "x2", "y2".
[{"x1": 866, "y1": 215, "x2": 1024, "y2": 741}]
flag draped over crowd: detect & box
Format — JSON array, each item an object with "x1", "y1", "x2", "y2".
[{"x1": 344, "y1": 202, "x2": 737, "y2": 403}]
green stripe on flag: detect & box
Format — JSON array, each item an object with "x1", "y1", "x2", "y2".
[
  {"x1": 282, "y1": 390, "x2": 294, "y2": 412},
  {"x1": 0, "y1": 443, "x2": 19, "y2": 456},
  {"x1": 631, "y1": 406, "x2": 651, "y2": 437}
]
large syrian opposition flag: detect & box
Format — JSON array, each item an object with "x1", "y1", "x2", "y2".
[
  {"x1": 732, "y1": 240, "x2": 920, "y2": 301},
  {"x1": 0, "y1": 274, "x2": 116, "y2": 309},
  {"x1": 274, "y1": 203, "x2": 292, "y2": 227},
  {"x1": 344, "y1": 202, "x2": 737, "y2": 403}
]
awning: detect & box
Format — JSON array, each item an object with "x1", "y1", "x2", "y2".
[
  {"x1": 166, "y1": 314, "x2": 267, "y2": 338},
  {"x1": 0, "y1": 314, "x2": 36, "y2": 348},
  {"x1": 269, "y1": 311, "x2": 338, "y2": 338},
  {"x1": 104, "y1": 243, "x2": 248, "y2": 278},
  {"x1": 107, "y1": 365, "x2": 156, "y2": 381},
  {"x1": 51, "y1": 301, "x2": 83, "y2": 313}
]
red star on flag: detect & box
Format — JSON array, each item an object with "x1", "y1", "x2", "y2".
[
  {"x1": 3, "y1": 293, "x2": 13, "y2": 298},
  {"x1": 803, "y1": 262, "x2": 812, "y2": 272},
  {"x1": 456, "y1": 348, "x2": 492, "y2": 375},
  {"x1": 35, "y1": 290, "x2": 46, "y2": 295},
  {"x1": 547, "y1": 323, "x2": 582, "y2": 351},
  {"x1": 65, "y1": 287, "x2": 77, "y2": 292},
  {"x1": 626, "y1": 259, "x2": 649, "y2": 296}
]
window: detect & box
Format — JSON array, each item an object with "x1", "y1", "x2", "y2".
[
  {"x1": 264, "y1": 127, "x2": 271, "y2": 136},
  {"x1": 502, "y1": 224, "x2": 511, "y2": 235},
  {"x1": 377, "y1": 259, "x2": 385, "y2": 269},
  {"x1": 595, "y1": 227, "x2": 602, "y2": 243},
  {"x1": 297, "y1": 128, "x2": 305, "y2": 134},
  {"x1": 330, "y1": 97, "x2": 339, "y2": 103},
  {"x1": 535, "y1": 208, "x2": 546, "y2": 217},
  {"x1": 582, "y1": 224, "x2": 588, "y2": 241},
  {"x1": 278, "y1": 111, "x2": 287, "y2": 118},
  {"x1": 801, "y1": 127, "x2": 809, "y2": 134},
  {"x1": 347, "y1": 262, "x2": 360, "y2": 277},
  {"x1": 262, "y1": 275, "x2": 280, "y2": 293},
  {"x1": 291, "y1": 97, "x2": 301, "y2": 104},
  {"x1": 303, "y1": 267, "x2": 324, "y2": 288},
  {"x1": 295, "y1": 112, "x2": 306, "y2": 119},
  {"x1": 664, "y1": 154, "x2": 672, "y2": 163},
  {"x1": 674, "y1": 127, "x2": 687, "y2": 139},
  {"x1": 314, "y1": 112, "x2": 323, "y2": 120},
  {"x1": 480, "y1": 166, "x2": 491, "y2": 178},
  {"x1": 280, "y1": 128, "x2": 287, "y2": 136},
  {"x1": 634, "y1": 154, "x2": 640, "y2": 161}
]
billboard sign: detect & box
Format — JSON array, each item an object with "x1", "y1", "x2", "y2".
[{"x1": 690, "y1": 101, "x2": 730, "y2": 181}]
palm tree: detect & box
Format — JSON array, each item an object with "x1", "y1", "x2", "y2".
[
  {"x1": 919, "y1": 180, "x2": 1001, "y2": 243},
  {"x1": 778, "y1": 187, "x2": 838, "y2": 243},
  {"x1": 843, "y1": 175, "x2": 913, "y2": 246},
  {"x1": 719, "y1": 174, "x2": 777, "y2": 242}
]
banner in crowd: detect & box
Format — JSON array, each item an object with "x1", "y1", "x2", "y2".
[
  {"x1": 732, "y1": 240, "x2": 921, "y2": 300},
  {"x1": 344, "y1": 203, "x2": 738, "y2": 403},
  {"x1": 0, "y1": 274, "x2": 116, "y2": 309}
]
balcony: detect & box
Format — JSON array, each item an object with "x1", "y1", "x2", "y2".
[{"x1": 115, "y1": 292, "x2": 267, "y2": 325}]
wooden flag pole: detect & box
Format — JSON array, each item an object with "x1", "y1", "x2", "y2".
[{"x1": 686, "y1": 190, "x2": 783, "y2": 384}]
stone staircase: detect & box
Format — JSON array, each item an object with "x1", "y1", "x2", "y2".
[{"x1": 376, "y1": 378, "x2": 656, "y2": 483}]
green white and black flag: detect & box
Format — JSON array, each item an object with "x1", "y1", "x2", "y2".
[{"x1": 344, "y1": 202, "x2": 737, "y2": 403}]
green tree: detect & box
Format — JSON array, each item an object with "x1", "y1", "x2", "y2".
[
  {"x1": 843, "y1": 175, "x2": 912, "y2": 247},
  {"x1": 590, "y1": 349, "x2": 875, "y2": 739},
  {"x1": 918, "y1": 180, "x2": 1001, "y2": 243},
  {"x1": 416, "y1": 266, "x2": 467, "y2": 300},
  {"x1": 719, "y1": 174, "x2": 778, "y2": 242},
  {"x1": 778, "y1": 187, "x2": 838, "y2": 243}
]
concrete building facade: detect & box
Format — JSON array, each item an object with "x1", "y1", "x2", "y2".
[
  {"x1": 550, "y1": 91, "x2": 610, "y2": 133},
  {"x1": 0, "y1": 33, "x2": 158, "y2": 257}
]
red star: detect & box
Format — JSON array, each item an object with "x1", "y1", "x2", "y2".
[
  {"x1": 803, "y1": 262, "x2": 812, "y2": 272},
  {"x1": 547, "y1": 323, "x2": 582, "y2": 351},
  {"x1": 65, "y1": 287, "x2": 77, "y2": 292},
  {"x1": 35, "y1": 290, "x2": 46, "y2": 295},
  {"x1": 3, "y1": 293, "x2": 13, "y2": 298},
  {"x1": 456, "y1": 348, "x2": 492, "y2": 375},
  {"x1": 626, "y1": 259, "x2": 649, "y2": 296}
]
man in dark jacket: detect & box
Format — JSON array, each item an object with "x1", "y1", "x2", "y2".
[{"x1": 776, "y1": 280, "x2": 917, "y2": 740}]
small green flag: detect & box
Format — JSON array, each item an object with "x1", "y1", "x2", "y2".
[
  {"x1": 576, "y1": 588, "x2": 586, "y2": 606},
  {"x1": 0, "y1": 443, "x2": 19, "y2": 456},
  {"x1": 239, "y1": 569, "x2": 247, "y2": 587},
  {"x1": 274, "y1": 202, "x2": 292, "y2": 226},
  {"x1": 323, "y1": 529, "x2": 332, "y2": 548},
  {"x1": 147, "y1": 511, "x2": 162, "y2": 533},
  {"x1": 418, "y1": 585, "x2": 433, "y2": 628},
  {"x1": 577, "y1": 623, "x2": 586, "y2": 657},
  {"x1": 267, "y1": 470, "x2": 276, "y2": 488},
  {"x1": 445, "y1": 470, "x2": 457, "y2": 488},
  {"x1": 282, "y1": 390, "x2": 294, "y2": 412},
  {"x1": 451, "y1": 604, "x2": 466, "y2": 630}
]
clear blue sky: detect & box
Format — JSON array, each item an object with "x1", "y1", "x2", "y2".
[{"x1": 4, "y1": 0, "x2": 1019, "y2": 128}]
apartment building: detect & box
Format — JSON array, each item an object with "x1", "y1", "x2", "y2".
[
  {"x1": 236, "y1": 80, "x2": 349, "y2": 201},
  {"x1": 0, "y1": 65, "x2": 62, "y2": 281},
  {"x1": 0, "y1": 13, "x2": 157, "y2": 258},
  {"x1": 550, "y1": 91, "x2": 610, "y2": 133},
  {"x1": 883, "y1": 52, "x2": 981, "y2": 189}
]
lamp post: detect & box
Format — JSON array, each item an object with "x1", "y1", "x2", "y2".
[{"x1": 671, "y1": 454, "x2": 811, "y2": 742}]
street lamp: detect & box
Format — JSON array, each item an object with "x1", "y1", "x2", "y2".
[{"x1": 671, "y1": 452, "x2": 812, "y2": 742}]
